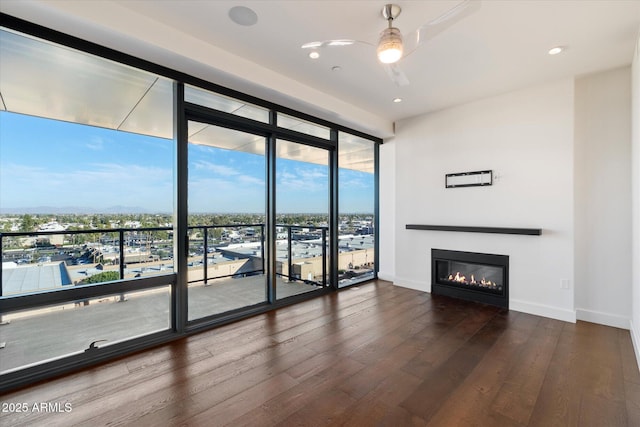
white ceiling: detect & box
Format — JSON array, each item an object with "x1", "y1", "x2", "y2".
[{"x1": 2, "y1": 1, "x2": 639, "y2": 138}]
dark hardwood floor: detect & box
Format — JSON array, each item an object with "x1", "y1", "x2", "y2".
[{"x1": 1, "y1": 280, "x2": 638, "y2": 426}]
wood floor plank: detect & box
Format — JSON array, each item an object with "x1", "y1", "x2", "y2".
[
  {"x1": 184, "y1": 371, "x2": 299, "y2": 426},
  {"x1": 424, "y1": 312, "x2": 540, "y2": 427},
  {"x1": 578, "y1": 393, "x2": 628, "y2": 427},
  {"x1": 376, "y1": 405, "x2": 430, "y2": 427},
  {"x1": 619, "y1": 328, "x2": 640, "y2": 385},
  {"x1": 304, "y1": 291, "x2": 430, "y2": 356},
  {"x1": 80, "y1": 340, "x2": 317, "y2": 426},
  {"x1": 1, "y1": 280, "x2": 638, "y2": 427},
  {"x1": 0, "y1": 341, "x2": 215, "y2": 427},
  {"x1": 527, "y1": 321, "x2": 631, "y2": 427},
  {"x1": 401, "y1": 301, "x2": 501, "y2": 379},
  {"x1": 230, "y1": 356, "x2": 366, "y2": 427},
  {"x1": 338, "y1": 336, "x2": 424, "y2": 400},
  {"x1": 625, "y1": 380, "x2": 640, "y2": 426},
  {"x1": 400, "y1": 309, "x2": 508, "y2": 422},
  {"x1": 275, "y1": 387, "x2": 356, "y2": 426},
  {"x1": 328, "y1": 369, "x2": 423, "y2": 426},
  {"x1": 490, "y1": 317, "x2": 562, "y2": 424}
]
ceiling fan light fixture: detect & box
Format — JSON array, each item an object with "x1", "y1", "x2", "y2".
[{"x1": 377, "y1": 27, "x2": 403, "y2": 64}]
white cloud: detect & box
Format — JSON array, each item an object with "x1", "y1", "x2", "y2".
[
  {"x1": 188, "y1": 177, "x2": 264, "y2": 212},
  {"x1": 237, "y1": 175, "x2": 264, "y2": 186},
  {"x1": 192, "y1": 160, "x2": 239, "y2": 177},
  {"x1": 86, "y1": 136, "x2": 105, "y2": 151},
  {"x1": 278, "y1": 166, "x2": 328, "y2": 192}
]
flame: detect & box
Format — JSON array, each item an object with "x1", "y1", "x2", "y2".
[
  {"x1": 443, "y1": 271, "x2": 499, "y2": 289},
  {"x1": 449, "y1": 272, "x2": 466, "y2": 283}
]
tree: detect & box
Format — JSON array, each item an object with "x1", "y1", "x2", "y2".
[
  {"x1": 20, "y1": 214, "x2": 35, "y2": 232},
  {"x1": 79, "y1": 271, "x2": 119, "y2": 285}
]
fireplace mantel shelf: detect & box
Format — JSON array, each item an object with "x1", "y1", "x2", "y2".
[{"x1": 406, "y1": 224, "x2": 542, "y2": 236}]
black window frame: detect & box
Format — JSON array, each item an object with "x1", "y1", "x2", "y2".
[{"x1": 0, "y1": 12, "x2": 381, "y2": 392}]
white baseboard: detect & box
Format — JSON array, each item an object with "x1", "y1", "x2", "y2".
[
  {"x1": 392, "y1": 276, "x2": 429, "y2": 293},
  {"x1": 389, "y1": 286, "x2": 575, "y2": 322},
  {"x1": 631, "y1": 320, "x2": 640, "y2": 373},
  {"x1": 576, "y1": 308, "x2": 630, "y2": 329},
  {"x1": 510, "y1": 298, "x2": 576, "y2": 323},
  {"x1": 376, "y1": 272, "x2": 395, "y2": 283}
]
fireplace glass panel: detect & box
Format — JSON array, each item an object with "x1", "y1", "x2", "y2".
[{"x1": 435, "y1": 260, "x2": 503, "y2": 294}]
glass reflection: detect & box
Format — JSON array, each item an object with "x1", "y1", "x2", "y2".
[{"x1": 338, "y1": 132, "x2": 375, "y2": 287}]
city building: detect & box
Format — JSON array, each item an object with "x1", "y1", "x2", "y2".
[{"x1": 0, "y1": 1, "x2": 639, "y2": 425}]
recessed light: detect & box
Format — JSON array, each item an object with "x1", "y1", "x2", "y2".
[
  {"x1": 228, "y1": 6, "x2": 258, "y2": 26},
  {"x1": 309, "y1": 51, "x2": 320, "y2": 59},
  {"x1": 331, "y1": 66, "x2": 342, "y2": 72},
  {"x1": 393, "y1": 97, "x2": 402, "y2": 103},
  {"x1": 548, "y1": 46, "x2": 564, "y2": 55}
]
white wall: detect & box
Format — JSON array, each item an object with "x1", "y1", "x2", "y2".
[
  {"x1": 574, "y1": 67, "x2": 632, "y2": 329},
  {"x1": 392, "y1": 79, "x2": 576, "y2": 321},
  {"x1": 631, "y1": 32, "x2": 640, "y2": 369}
]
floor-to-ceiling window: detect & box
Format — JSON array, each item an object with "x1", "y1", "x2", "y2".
[
  {"x1": 186, "y1": 122, "x2": 268, "y2": 319},
  {"x1": 0, "y1": 27, "x2": 175, "y2": 375},
  {"x1": 0, "y1": 17, "x2": 380, "y2": 391},
  {"x1": 338, "y1": 132, "x2": 377, "y2": 287},
  {"x1": 275, "y1": 139, "x2": 330, "y2": 299},
  {"x1": 183, "y1": 86, "x2": 272, "y2": 321}
]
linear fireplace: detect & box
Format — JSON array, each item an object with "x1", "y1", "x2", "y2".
[{"x1": 431, "y1": 249, "x2": 509, "y2": 309}]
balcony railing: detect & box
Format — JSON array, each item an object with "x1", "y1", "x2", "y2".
[
  {"x1": 0, "y1": 223, "x2": 331, "y2": 297},
  {"x1": 278, "y1": 225, "x2": 328, "y2": 288},
  {"x1": 186, "y1": 223, "x2": 265, "y2": 285}
]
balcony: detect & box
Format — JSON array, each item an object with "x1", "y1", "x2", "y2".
[{"x1": 0, "y1": 223, "x2": 374, "y2": 374}]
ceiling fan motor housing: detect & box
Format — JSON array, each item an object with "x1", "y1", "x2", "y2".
[{"x1": 382, "y1": 4, "x2": 402, "y2": 21}]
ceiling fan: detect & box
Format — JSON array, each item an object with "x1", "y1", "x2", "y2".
[{"x1": 301, "y1": 1, "x2": 481, "y2": 87}]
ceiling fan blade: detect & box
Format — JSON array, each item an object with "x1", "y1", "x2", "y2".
[
  {"x1": 301, "y1": 39, "x2": 373, "y2": 49},
  {"x1": 405, "y1": 0, "x2": 481, "y2": 54},
  {"x1": 384, "y1": 63, "x2": 410, "y2": 87}
]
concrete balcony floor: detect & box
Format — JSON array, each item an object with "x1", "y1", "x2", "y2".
[{"x1": 0, "y1": 275, "x2": 319, "y2": 373}]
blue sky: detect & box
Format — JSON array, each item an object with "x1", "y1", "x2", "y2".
[{"x1": 0, "y1": 112, "x2": 374, "y2": 213}]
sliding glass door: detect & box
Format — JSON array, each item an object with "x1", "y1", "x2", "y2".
[
  {"x1": 187, "y1": 122, "x2": 268, "y2": 320},
  {"x1": 275, "y1": 139, "x2": 330, "y2": 300},
  {"x1": 338, "y1": 132, "x2": 376, "y2": 287}
]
